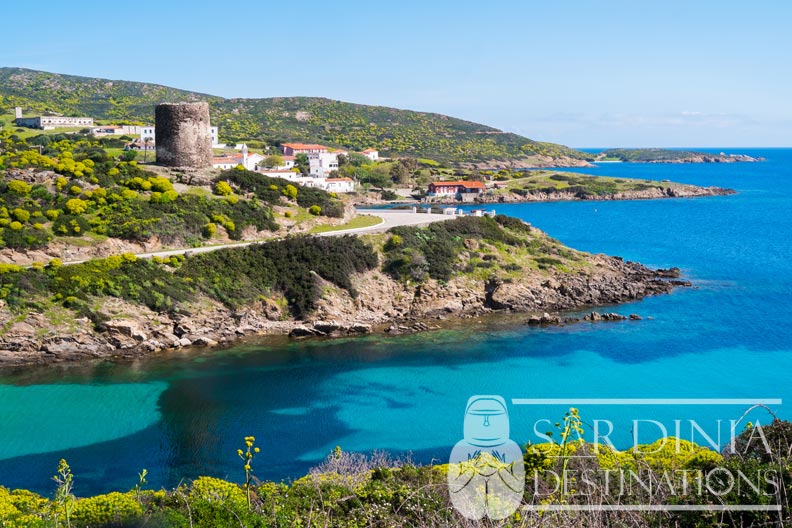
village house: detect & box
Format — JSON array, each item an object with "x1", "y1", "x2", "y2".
[
  {"x1": 88, "y1": 125, "x2": 142, "y2": 136},
  {"x1": 324, "y1": 177, "x2": 355, "y2": 193},
  {"x1": 361, "y1": 148, "x2": 379, "y2": 161},
  {"x1": 308, "y1": 151, "x2": 340, "y2": 177},
  {"x1": 427, "y1": 180, "x2": 486, "y2": 200},
  {"x1": 279, "y1": 155, "x2": 296, "y2": 170},
  {"x1": 212, "y1": 145, "x2": 265, "y2": 170},
  {"x1": 254, "y1": 168, "x2": 356, "y2": 193},
  {"x1": 281, "y1": 143, "x2": 328, "y2": 156},
  {"x1": 257, "y1": 169, "x2": 303, "y2": 179},
  {"x1": 13, "y1": 107, "x2": 93, "y2": 130}
]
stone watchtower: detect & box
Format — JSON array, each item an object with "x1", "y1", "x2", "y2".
[{"x1": 155, "y1": 102, "x2": 213, "y2": 168}]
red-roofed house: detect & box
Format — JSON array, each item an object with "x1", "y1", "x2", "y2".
[
  {"x1": 324, "y1": 177, "x2": 355, "y2": 193},
  {"x1": 427, "y1": 181, "x2": 485, "y2": 197},
  {"x1": 212, "y1": 145, "x2": 265, "y2": 170},
  {"x1": 361, "y1": 148, "x2": 379, "y2": 161},
  {"x1": 281, "y1": 143, "x2": 328, "y2": 156}
]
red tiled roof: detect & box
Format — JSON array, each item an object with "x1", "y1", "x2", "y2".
[
  {"x1": 282, "y1": 143, "x2": 327, "y2": 150},
  {"x1": 326, "y1": 177, "x2": 353, "y2": 182},
  {"x1": 430, "y1": 180, "x2": 485, "y2": 189},
  {"x1": 362, "y1": 148, "x2": 377, "y2": 153}
]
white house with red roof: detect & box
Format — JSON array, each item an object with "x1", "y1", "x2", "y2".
[
  {"x1": 212, "y1": 145, "x2": 265, "y2": 170},
  {"x1": 361, "y1": 148, "x2": 379, "y2": 161},
  {"x1": 281, "y1": 143, "x2": 328, "y2": 156},
  {"x1": 324, "y1": 177, "x2": 355, "y2": 193},
  {"x1": 428, "y1": 180, "x2": 485, "y2": 195}
]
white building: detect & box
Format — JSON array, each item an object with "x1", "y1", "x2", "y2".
[
  {"x1": 212, "y1": 145, "x2": 264, "y2": 170},
  {"x1": 88, "y1": 125, "x2": 143, "y2": 136},
  {"x1": 141, "y1": 126, "x2": 156, "y2": 142},
  {"x1": 324, "y1": 177, "x2": 355, "y2": 193},
  {"x1": 15, "y1": 114, "x2": 94, "y2": 130},
  {"x1": 254, "y1": 169, "x2": 355, "y2": 193},
  {"x1": 361, "y1": 148, "x2": 379, "y2": 161},
  {"x1": 141, "y1": 125, "x2": 220, "y2": 146},
  {"x1": 308, "y1": 151, "x2": 339, "y2": 177},
  {"x1": 279, "y1": 156, "x2": 295, "y2": 170},
  {"x1": 257, "y1": 169, "x2": 303, "y2": 180}
]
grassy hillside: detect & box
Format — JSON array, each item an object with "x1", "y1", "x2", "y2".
[{"x1": 0, "y1": 68, "x2": 592, "y2": 164}]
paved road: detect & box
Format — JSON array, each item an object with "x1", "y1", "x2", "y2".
[{"x1": 61, "y1": 209, "x2": 454, "y2": 265}]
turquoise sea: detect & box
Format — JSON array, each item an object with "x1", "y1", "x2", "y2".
[{"x1": 0, "y1": 148, "x2": 790, "y2": 495}]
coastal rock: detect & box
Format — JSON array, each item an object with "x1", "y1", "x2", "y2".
[
  {"x1": 192, "y1": 336, "x2": 218, "y2": 347},
  {"x1": 349, "y1": 323, "x2": 372, "y2": 334},
  {"x1": 289, "y1": 326, "x2": 317, "y2": 337}
]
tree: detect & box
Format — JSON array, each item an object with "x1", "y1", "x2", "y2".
[
  {"x1": 263, "y1": 155, "x2": 283, "y2": 169},
  {"x1": 360, "y1": 165, "x2": 392, "y2": 189},
  {"x1": 295, "y1": 153, "x2": 309, "y2": 175},
  {"x1": 390, "y1": 163, "x2": 410, "y2": 185},
  {"x1": 390, "y1": 158, "x2": 418, "y2": 185}
]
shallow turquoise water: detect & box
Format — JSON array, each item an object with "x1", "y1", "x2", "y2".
[{"x1": 0, "y1": 148, "x2": 789, "y2": 495}]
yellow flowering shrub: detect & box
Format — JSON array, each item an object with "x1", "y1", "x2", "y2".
[{"x1": 70, "y1": 491, "x2": 143, "y2": 526}]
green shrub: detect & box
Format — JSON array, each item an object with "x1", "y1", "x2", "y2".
[
  {"x1": 282, "y1": 184, "x2": 298, "y2": 200},
  {"x1": 11, "y1": 208, "x2": 30, "y2": 223},
  {"x1": 71, "y1": 492, "x2": 143, "y2": 527},
  {"x1": 6, "y1": 180, "x2": 32, "y2": 195},
  {"x1": 64, "y1": 199, "x2": 88, "y2": 215},
  {"x1": 215, "y1": 181, "x2": 233, "y2": 196},
  {"x1": 178, "y1": 235, "x2": 377, "y2": 318}
]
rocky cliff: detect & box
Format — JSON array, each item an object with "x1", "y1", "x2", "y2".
[{"x1": 0, "y1": 222, "x2": 689, "y2": 368}]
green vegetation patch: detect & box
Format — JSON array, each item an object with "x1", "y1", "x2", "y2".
[
  {"x1": 0, "y1": 68, "x2": 594, "y2": 163},
  {"x1": 217, "y1": 168, "x2": 345, "y2": 218},
  {"x1": 178, "y1": 235, "x2": 377, "y2": 318},
  {"x1": 0, "y1": 236, "x2": 377, "y2": 322},
  {"x1": 383, "y1": 215, "x2": 528, "y2": 282}
]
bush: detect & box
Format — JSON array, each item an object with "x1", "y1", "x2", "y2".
[
  {"x1": 64, "y1": 199, "x2": 88, "y2": 215},
  {"x1": 203, "y1": 222, "x2": 217, "y2": 238},
  {"x1": 71, "y1": 492, "x2": 143, "y2": 527},
  {"x1": 215, "y1": 181, "x2": 233, "y2": 196},
  {"x1": 54, "y1": 214, "x2": 90, "y2": 236},
  {"x1": 6, "y1": 180, "x2": 32, "y2": 195},
  {"x1": 308, "y1": 205, "x2": 321, "y2": 215},
  {"x1": 12, "y1": 208, "x2": 30, "y2": 223}
]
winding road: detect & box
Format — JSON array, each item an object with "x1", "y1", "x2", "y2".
[{"x1": 61, "y1": 209, "x2": 455, "y2": 265}]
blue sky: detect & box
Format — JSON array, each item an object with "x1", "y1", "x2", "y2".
[{"x1": 2, "y1": 0, "x2": 790, "y2": 147}]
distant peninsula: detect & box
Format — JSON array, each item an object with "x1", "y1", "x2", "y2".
[{"x1": 596, "y1": 148, "x2": 764, "y2": 164}]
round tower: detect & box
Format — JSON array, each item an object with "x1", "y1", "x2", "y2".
[{"x1": 155, "y1": 102, "x2": 213, "y2": 168}]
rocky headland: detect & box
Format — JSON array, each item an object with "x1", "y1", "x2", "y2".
[{"x1": 0, "y1": 218, "x2": 690, "y2": 368}]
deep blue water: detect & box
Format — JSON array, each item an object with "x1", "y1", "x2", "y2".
[{"x1": 0, "y1": 148, "x2": 790, "y2": 496}]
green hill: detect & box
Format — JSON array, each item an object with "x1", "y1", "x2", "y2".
[{"x1": 0, "y1": 67, "x2": 592, "y2": 164}]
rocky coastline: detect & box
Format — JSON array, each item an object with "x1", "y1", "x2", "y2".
[
  {"x1": 0, "y1": 248, "x2": 690, "y2": 367},
  {"x1": 472, "y1": 185, "x2": 735, "y2": 204}
]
